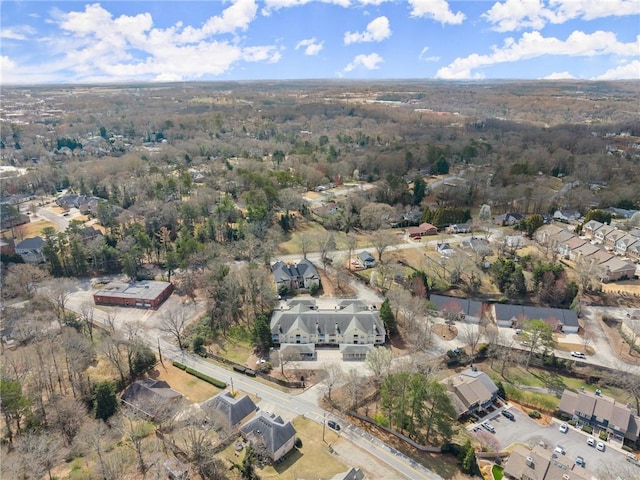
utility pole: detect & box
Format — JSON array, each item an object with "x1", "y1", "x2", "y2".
[{"x1": 322, "y1": 412, "x2": 327, "y2": 443}]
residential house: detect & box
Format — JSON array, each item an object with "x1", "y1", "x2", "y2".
[
  {"x1": 201, "y1": 391, "x2": 257, "y2": 428},
  {"x1": 571, "y1": 242, "x2": 601, "y2": 263},
  {"x1": 468, "y1": 237, "x2": 493, "y2": 257},
  {"x1": 607, "y1": 207, "x2": 639, "y2": 219},
  {"x1": 436, "y1": 242, "x2": 455, "y2": 257},
  {"x1": 441, "y1": 368, "x2": 500, "y2": 418},
  {"x1": 604, "y1": 229, "x2": 626, "y2": 251},
  {"x1": 357, "y1": 251, "x2": 376, "y2": 268},
  {"x1": 614, "y1": 235, "x2": 639, "y2": 257},
  {"x1": 339, "y1": 343, "x2": 375, "y2": 361},
  {"x1": 15, "y1": 236, "x2": 45, "y2": 263},
  {"x1": 407, "y1": 222, "x2": 438, "y2": 239},
  {"x1": 628, "y1": 241, "x2": 640, "y2": 263},
  {"x1": 505, "y1": 235, "x2": 526, "y2": 249},
  {"x1": 329, "y1": 467, "x2": 365, "y2": 480},
  {"x1": 240, "y1": 411, "x2": 296, "y2": 462},
  {"x1": 271, "y1": 259, "x2": 320, "y2": 292},
  {"x1": 494, "y1": 212, "x2": 524, "y2": 226},
  {"x1": 558, "y1": 389, "x2": 640, "y2": 443},
  {"x1": 429, "y1": 294, "x2": 487, "y2": 325},
  {"x1": 503, "y1": 444, "x2": 590, "y2": 480},
  {"x1": 446, "y1": 223, "x2": 472, "y2": 234},
  {"x1": 535, "y1": 225, "x2": 564, "y2": 246},
  {"x1": 491, "y1": 304, "x2": 579, "y2": 333},
  {"x1": 582, "y1": 219, "x2": 604, "y2": 239},
  {"x1": 270, "y1": 299, "x2": 385, "y2": 349},
  {"x1": 558, "y1": 236, "x2": 587, "y2": 261},
  {"x1": 597, "y1": 256, "x2": 637, "y2": 283},
  {"x1": 553, "y1": 209, "x2": 581, "y2": 223},
  {"x1": 547, "y1": 230, "x2": 577, "y2": 253},
  {"x1": 593, "y1": 224, "x2": 617, "y2": 244},
  {"x1": 121, "y1": 379, "x2": 183, "y2": 417},
  {"x1": 279, "y1": 343, "x2": 316, "y2": 360}
]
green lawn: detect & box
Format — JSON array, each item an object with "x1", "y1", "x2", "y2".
[{"x1": 492, "y1": 464, "x2": 504, "y2": 480}]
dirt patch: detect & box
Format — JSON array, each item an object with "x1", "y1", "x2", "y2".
[
  {"x1": 433, "y1": 323, "x2": 458, "y2": 341},
  {"x1": 555, "y1": 342, "x2": 595, "y2": 355}
]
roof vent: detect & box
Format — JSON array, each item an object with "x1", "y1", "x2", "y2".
[{"x1": 526, "y1": 456, "x2": 534, "y2": 467}]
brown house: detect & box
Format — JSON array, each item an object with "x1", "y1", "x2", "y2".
[
  {"x1": 93, "y1": 281, "x2": 174, "y2": 309},
  {"x1": 407, "y1": 222, "x2": 438, "y2": 239}
]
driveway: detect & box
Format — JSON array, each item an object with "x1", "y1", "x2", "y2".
[{"x1": 470, "y1": 407, "x2": 630, "y2": 473}]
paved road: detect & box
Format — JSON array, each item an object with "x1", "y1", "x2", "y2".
[
  {"x1": 64, "y1": 297, "x2": 443, "y2": 480},
  {"x1": 36, "y1": 206, "x2": 69, "y2": 231}
]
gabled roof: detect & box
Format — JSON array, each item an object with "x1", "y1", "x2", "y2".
[
  {"x1": 271, "y1": 259, "x2": 319, "y2": 282},
  {"x1": 240, "y1": 411, "x2": 296, "y2": 456},
  {"x1": 201, "y1": 392, "x2": 257, "y2": 427},
  {"x1": 583, "y1": 219, "x2": 604, "y2": 231},
  {"x1": 16, "y1": 236, "x2": 45, "y2": 250},
  {"x1": 121, "y1": 378, "x2": 182, "y2": 411},
  {"x1": 339, "y1": 343, "x2": 374, "y2": 355},
  {"x1": 357, "y1": 251, "x2": 375, "y2": 262}
]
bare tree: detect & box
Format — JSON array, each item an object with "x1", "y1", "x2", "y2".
[
  {"x1": 365, "y1": 346, "x2": 393, "y2": 382},
  {"x1": 321, "y1": 362, "x2": 343, "y2": 403},
  {"x1": 474, "y1": 430, "x2": 501, "y2": 453},
  {"x1": 3, "y1": 263, "x2": 50, "y2": 299},
  {"x1": 317, "y1": 231, "x2": 336, "y2": 273},
  {"x1": 371, "y1": 230, "x2": 394, "y2": 262},
  {"x1": 343, "y1": 368, "x2": 363, "y2": 410},
  {"x1": 160, "y1": 307, "x2": 190, "y2": 350},
  {"x1": 297, "y1": 234, "x2": 313, "y2": 259},
  {"x1": 9, "y1": 430, "x2": 64, "y2": 480},
  {"x1": 79, "y1": 301, "x2": 96, "y2": 341},
  {"x1": 48, "y1": 395, "x2": 87, "y2": 445},
  {"x1": 460, "y1": 324, "x2": 483, "y2": 361},
  {"x1": 346, "y1": 234, "x2": 357, "y2": 270},
  {"x1": 43, "y1": 278, "x2": 74, "y2": 326},
  {"x1": 115, "y1": 406, "x2": 152, "y2": 474},
  {"x1": 177, "y1": 411, "x2": 225, "y2": 480}
]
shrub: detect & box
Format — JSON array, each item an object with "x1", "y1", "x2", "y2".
[
  {"x1": 309, "y1": 283, "x2": 320, "y2": 295},
  {"x1": 622, "y1": 445, "x2": 632, "y2": 452},
  {"x1": 184, "y1": 367, "x2": 226, "y2": 389},
  {"x1": 192, "y1": 335, "x2": 206, "y2": 355},
  {"x1": 599, "y1": 431, "x2": 607, "y2": 441},
  {"x1": 294, "y1": 437, "x2": 302, "y2": 448},
  {"x1": 528, "y1": 410, "x2": 541, "y2": 419},
  {"x1": 373, "y1": 413, "x2": 389, "y2": 428},
  {"x1": 567, "y1": 420, "x2": 577, "y2": 427},
  {"x1": 173, "y1": 361, "x2": 187, "y2": 370},
  {"x1": 581, "y1": 425, "x2": 593, "y2": 434},
  {"x1": 441, "y1": 443, "x2": 462, "y2": 457}
]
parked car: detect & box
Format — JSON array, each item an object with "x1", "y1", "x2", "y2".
[
  {"x1": 596, "y1": 441, "x2": 605, "y2": 452},
  {"x1": 481, "y1": 421, "x2": 495, "y2": 433},
  {"x1": 327, "y1": 420, "x2": 340, "y2": 431},
  {"x1": 576, "y1": 456, "x2": 585, "y2": 467},
  {"x1": 587, "y1": 436, "x2": 595, "y2": 446},
  {"x1": 571, "y1": 351, "x2": 587, "y2": 359},
  {"x1": 559, "y1": 423, "x2": 568, "y2": 433},
  {"x1": 501, "y1": 410, "x2": 515, "y2": 421},
  {"x1": 554, "y1": 445, "x2": 566, "y2": 455}
]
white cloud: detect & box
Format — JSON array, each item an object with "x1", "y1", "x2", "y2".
[
  {"x1": 543, "y1": 71, "x2": 575, "y2": 79},
  {"x1": 408, "y1": 0, "x2": 465, "y2": 25},
  {"x1": 593, "y1": 60, "x2": 640, "y2": 80},
  {"x1": 262, "y1": 0, "x2": 350, "y2": 16},
  {"x1": 436, "y1": 30, "x2": 639, "y2": 79},
  {"x1": 419, "y1": 46, "x2": 439, "y2": 62},
  {"x1": 38, "y1": 1, "x2": 279, "y2": 82},
  {"x1": 296, "y1": 38, "x2": 324, "y2": 55},
  {"x1": 344, "y1": 16, "x2": 391, "y2": 45},
  {"x1": 1, "y1": 25, "x2": 37, "y2": 40},
  {"x1": 344, "y1": 52, "x2": 383, "y2": 71},
  {"x1": 483, "y1": 0, "x2": 640, "y2": 32}
]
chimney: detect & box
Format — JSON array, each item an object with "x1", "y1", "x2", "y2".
[{"x1": 526, "y1": 456, "x2": 534, "y2": 468}]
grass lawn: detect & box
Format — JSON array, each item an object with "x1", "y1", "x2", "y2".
[
  {"x1": 224, "y1": 416, "x2": 347, "y2": 480},
  {"x1": 492, "y1": 464, "x2": 504, "y2": 480},
  {"x1": 1, "y1": 219, "x2": 58, "y2": 240},
  {"x1": 150, "y1": 362, "x2": 222, "y2": 403}
]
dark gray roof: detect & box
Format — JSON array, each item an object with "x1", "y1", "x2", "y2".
[
  {"x1": 280, "y1": 343, "x2": 316, "y2": 355},
  {"x1": 201, "y1": 392, "x2": 257, "y2": 427},
  {"x1": 240, "y1": 411, "x2": 296, "y2": 455},
  {"x1": 494, "y1": 303, "x2": 527, "y2": 322},
  {"x1": 494, "y1": 304, "x2": 578, "y2": 328},
  {"x1": 271, "y1": 300, "x2": 384, "y2": 336},
  {"x1": 339, "y1": 344, "x2": 374, "y2": 354},
  {"x1": 16, "y1": 236, "x2": 44, "y2": 250},
  {"x1": 357, "y1": 251, "x2": 375, "y2": 262},
  {"x1": 121, "y1": 378, "x2": 182, "y2": 404},
  {"x1": 271, "y1": 259, "x2": 319, "y2": 282},
  {"x1": 94, "y1": 280, "x2": 172, "y2": 301},
  {"x1": 430, "y1": 295, "x2": 485, "y2": 318}
]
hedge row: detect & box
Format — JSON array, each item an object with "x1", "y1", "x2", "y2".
[
  {"x1": 185, "y1": 367, "x2": 227, "y2": 389},
  {"x1": 172, "y1": 361, "x2": 227, "y2": 388}
]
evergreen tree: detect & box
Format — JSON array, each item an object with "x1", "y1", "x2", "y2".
[
  {"x1": 93, "y1": 381, "x2": 118, "y2": 421},
  {"x1": 379, "y1": 298, "x2": 397, "y2": 335},
  {"x1": 252, "y1": 314, "x2": 273, "y2": 357}
]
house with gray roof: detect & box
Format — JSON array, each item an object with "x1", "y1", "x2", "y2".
[
  {"x1": 357, "y1": 251, "x2": 375, "y2": 268},
  {"x1": 240, "y1": 411, "x2": 296, "y2": 462},
  {"x1": 271, "y1": 259, "x2": 320, "y2": 292},
  {"x1": 558, "y1": 389, "x2": 640, "y2": 443},
  {"x1": 121, "y1": 378, "x2": 183, "y2": 417},
  {"x1": 15, "y1": 236, "x2": 45, "y2": 263},
  {"x1": 201, "y1": 391, "x2": 257, "y2": 428},
  {"x1": 491, "y1": 304, "x2": 579, "y2": 333},
  {"x1": 429, "y1": 294, "x2": 488, "y2": 325},
  {"x1": 441, "y1": 368, "x2": 500, "y2": 418},
  {"x1": 270, "y1": 299, "x2": 385, "y2": 350},
  {"x1": 503, "y1": 444, "x2": 590, "y2": 480}
]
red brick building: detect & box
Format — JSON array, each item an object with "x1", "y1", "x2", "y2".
[{"x1": 93, "y1": 281, "x2": 174, "y2": 309}]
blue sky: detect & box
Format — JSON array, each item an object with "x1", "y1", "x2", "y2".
[{"x1": 1, "y1": 0, "x2": 638, "y2": 84}]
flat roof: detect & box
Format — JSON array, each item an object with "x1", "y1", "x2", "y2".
[{"x1": 94, "y1": 281, "x2": 172, "y2": 301}]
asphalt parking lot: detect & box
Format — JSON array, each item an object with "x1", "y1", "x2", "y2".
[{"x1": 469, "y1": 406, "x2": 628, "y2": 472}]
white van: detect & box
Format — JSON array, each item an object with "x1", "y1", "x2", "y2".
[{"x1": 586, "y1": 436, "x2": 595, "y2": 446}]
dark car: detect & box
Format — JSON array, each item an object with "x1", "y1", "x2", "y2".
[
  {"x1": 327, "y1": 420, "x2": 340, "y2": 431},
  {"x1": 501, "y1": 410, "x2": 515, "y2": 421}
]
